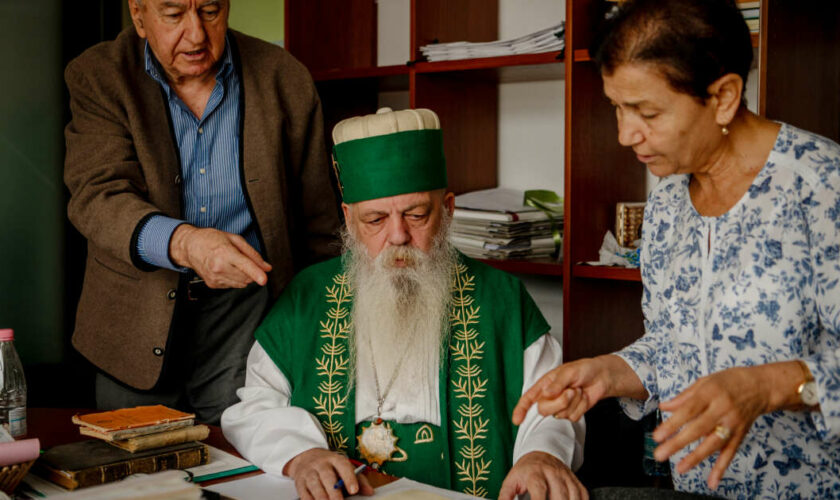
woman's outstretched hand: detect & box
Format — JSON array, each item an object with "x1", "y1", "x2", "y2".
[
  {"x1": 652, "y1": 361, "x2": 810, "y2": 490},
  {"x1": 512, "y1": 354, "x2": 646, "y2": 425}
]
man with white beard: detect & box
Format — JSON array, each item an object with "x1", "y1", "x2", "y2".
[{"x1": 221, "y1": 108, "x2": 586, "y2": 500}]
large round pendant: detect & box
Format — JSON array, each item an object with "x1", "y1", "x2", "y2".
[{"x1": 357, "y1": 418, "x2": 399, "y2": 468}]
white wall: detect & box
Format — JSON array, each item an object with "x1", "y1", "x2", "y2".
[
  {"x1": 497, "y1": 0, "x2": 566, "y2": 195},
  {"x1": 497, "y1": 0, "x2": 566, "y2": 344}
]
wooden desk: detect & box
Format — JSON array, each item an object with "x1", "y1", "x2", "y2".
[
  {"x1": 27, "y1": 407, "x2": 261, "y2": 486},
  {"x1": 26, "y1": 408, "x2": 392, "y2": 488}
]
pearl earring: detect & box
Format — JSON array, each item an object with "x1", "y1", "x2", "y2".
[{"x1": 721, "y1": 126, "x2": 729, "y2": 136}]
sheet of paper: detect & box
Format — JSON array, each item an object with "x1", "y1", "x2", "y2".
[
  {"x1": 18, "y1": 472, "x2": 71, "y2": 498},
  {"x1": 349, "y1": 478, "x2": 482, "y2": 500},
  {"x1": 187, "y1": 444, "x2": 258, "y2": 482},
  {"x1": 202, "y1": 472, "x2": 298, "y2": 499}
]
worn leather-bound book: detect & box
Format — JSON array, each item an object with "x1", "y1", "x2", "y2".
[
  {"x1": 35, "y1": 439, "x2": 209, "y2": 490},
  {"x1": 105, "y1": 425, "x2": 210, "y2": 453},
  {"x1": 72, "y1": 405, "x2": 195, "y2": 441}
]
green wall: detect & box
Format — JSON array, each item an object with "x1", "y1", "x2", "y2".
[
  {"x1": 0, "y1": 0, "x2": 64, "y2": 364},
  {"x1": 229, "y1": 0, "x2": 285, "y2": 44}
]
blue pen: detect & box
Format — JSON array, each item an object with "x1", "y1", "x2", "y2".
[{"x1": 334, "y1": 463, "x2": 368, "y2": 490}]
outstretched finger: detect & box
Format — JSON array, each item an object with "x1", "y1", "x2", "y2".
[
  {"x1": 514, "y1": 371, "x2": 559, "y2": 424},
  {"x1": 707, "y1": 428, "x2": 744, "y2": 490},
  {"x1": 653, "y1": 396, "x2": 709, "y2": 444},
  {"x1": 675, "y1": 431, "x2": 726, "y2": 474},
  {"x1": 655, "y1": 409, "x2": 718, "y2": 463},
  {"x1": 230, "y1": 235, "x2": 272, "y2": 270}
]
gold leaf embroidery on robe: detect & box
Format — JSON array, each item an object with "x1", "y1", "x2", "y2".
[
  {"x1": 313, "y1": 273, "x2": 352, "y2": 452},
  {"x1": 450, "y1": 263, "x2": 490, "y2": 498}
]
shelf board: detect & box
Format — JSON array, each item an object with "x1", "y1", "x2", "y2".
[
  {"x1": 478, "y1": 258, "x2": 563, "y2": 276},
  {"x1": 312, "y1": 65, "x2": 410, "y2": 82},
  {"x1": 573, "y1": 49, "x2": 591, "y2": 62},
  {"x1": 572, "y1": 264, "x2": 640, "y2": 281},
  {"x1": 414, "y1": 51, "x2": 564, "y2": 82},
  {"x1": 574, "y1": 33, "x2": 759, "y2": 64}
]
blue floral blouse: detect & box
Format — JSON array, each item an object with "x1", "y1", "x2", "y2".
[{"x1": 617, "y1": 123, "x2": 840, "y2": 499}]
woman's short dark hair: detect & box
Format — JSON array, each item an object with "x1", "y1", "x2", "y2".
[{"x1": 591, "y1": 0, "x2": 753, "y2": 102}]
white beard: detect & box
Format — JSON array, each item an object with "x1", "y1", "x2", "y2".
[{"x1": 344, "y1": 214, "x2": 456, "y2": 419}]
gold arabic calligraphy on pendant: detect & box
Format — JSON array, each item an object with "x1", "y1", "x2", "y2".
[{"x1": 357, "y1": 418, "x2": 407, "y2": 468}]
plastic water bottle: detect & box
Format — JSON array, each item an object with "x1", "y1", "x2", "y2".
[
  {"x1": 642, "y1": 409, "x2": 670, "y2": 478},
  {"x1": 0, "y1": 329, "x2": 26, "y2": 437}
]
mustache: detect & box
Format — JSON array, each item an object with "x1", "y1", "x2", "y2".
[{"x1": 377, "y1": 244, "x2": 425, "y2": 268}]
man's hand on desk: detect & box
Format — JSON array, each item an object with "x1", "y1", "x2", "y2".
[
  {"x1": 170, "y1": 224, "x2": 272, "y2": 288},
  {"x1": 284, "y1": 448, "x2": 374, "y2": 500},
  {"x1": 498, "y1": 451, "x2": 588, "y2": 500}
]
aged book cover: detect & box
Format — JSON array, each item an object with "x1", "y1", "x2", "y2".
[
  {"x1": 35, "y1": 439, "x2": 209, "y2": 490},
  {"x1": 72, "y1": 405, "x2": 195, "y2": 440},
  {"x1": 103, "y1": 425, "x2": 210, "y2": 453}
]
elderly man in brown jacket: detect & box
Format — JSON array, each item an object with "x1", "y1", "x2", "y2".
[{"x1": 64, "y1": 0, "x2": 340, "y2": 424}]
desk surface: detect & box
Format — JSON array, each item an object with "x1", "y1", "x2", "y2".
[{"x1": 27, "y1": 408, "x2": 392, "y2": 488}]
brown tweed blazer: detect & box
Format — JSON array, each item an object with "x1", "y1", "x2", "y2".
[{"x1": 64, "y1": 27, "x2": 340, "y2": 390}]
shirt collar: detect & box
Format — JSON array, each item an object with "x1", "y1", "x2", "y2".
[{"x1": 144, "y1": 33, "x2": 235, "y2": 93}]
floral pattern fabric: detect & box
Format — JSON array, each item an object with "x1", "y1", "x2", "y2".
[{"x1": 617, "y1": 123, "x2": 840, "y2": 499}]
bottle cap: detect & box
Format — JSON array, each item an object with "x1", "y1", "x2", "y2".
[{"x1": 0, "y1": 330, "x2": 13, "y2": 341}]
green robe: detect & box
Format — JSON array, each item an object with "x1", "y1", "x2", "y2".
[{"x1": 256, "y1": 253, "x2": 549, "y2": 498}]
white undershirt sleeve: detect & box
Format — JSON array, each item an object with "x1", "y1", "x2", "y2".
[
  {"x1": 512, "y1": 333, "x2": 586, "y2": 471},
  {"x1": 221, "y1": 343, "x2": 330, "y2": 477}
]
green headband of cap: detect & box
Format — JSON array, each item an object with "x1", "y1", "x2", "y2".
[{"x1": 332, "y1": 129, "x2": 447, "y2": 204}]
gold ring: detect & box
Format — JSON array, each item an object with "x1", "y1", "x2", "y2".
[{"x1": 714, "y1": 425, "x2": 731, "y2": 441}]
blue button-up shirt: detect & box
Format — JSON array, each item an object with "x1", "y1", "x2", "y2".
[{"x1": 136, "y1": 37, "x2": 261, "y2": 271}]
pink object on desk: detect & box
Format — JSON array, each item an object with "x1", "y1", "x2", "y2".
[{"x1": 0, "y1": 438, "x2": 40, "y2": 467}]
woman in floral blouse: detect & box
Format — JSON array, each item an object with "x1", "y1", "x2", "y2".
[{"x1": 514, "y1": 0, "x2": 840, "y2": 498}]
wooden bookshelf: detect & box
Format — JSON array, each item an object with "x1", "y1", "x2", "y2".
[
  {"x1": 311, "y1": 64, "x2": 410, "y2": 82},
  {"x1": 572, "y1": 265, "x2": 641, "y2": 281},
  {"x1": 479, "y1": 258, "x2": 564, "y2": 276},
  {"x1": 414, "y1": 51, "x2": 564, "y2": 82}
]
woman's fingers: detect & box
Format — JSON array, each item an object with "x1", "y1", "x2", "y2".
[
  {"x1": 707, "y1": 427, "x2": 745, "y2": 489},
  {"x1": 513, "y1": 372, "x2": 558, "y2": 424},
  {"x1": 514, "y1": 367, "x2": 579, "y2": 423},
  {"x1": 568, "y1": 391, "x2": 590, "y2": 423},
  {"x1": 538, "y1": 388, "x2": 579, "y2": 419},
  {"x1": 675, "y1": 428, "x2": 727, "y2": 474},
  {"x1": 653, "y1": 392, "x2": 709, "y2": 443}
]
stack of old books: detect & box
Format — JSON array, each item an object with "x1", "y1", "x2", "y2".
[
  {"x1": 35, "y1": 405, "x2": 210, "y2": 491},
  {"x1": 451, "y1": 187, "x2": 562, "y2": 261}
]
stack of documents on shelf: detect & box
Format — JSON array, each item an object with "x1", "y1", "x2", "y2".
[
  {"x1": 451, "y1": 187, "x2": 561, "y2": 261},
  {"x1": 738, "y1": 1, "x2": 759, "y2": 32},
  {"x1": 420, "y1": 22, "x2": 564, "y2": 62}
]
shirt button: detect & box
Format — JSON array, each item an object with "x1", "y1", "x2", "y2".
[
  {"x1": 198, "y1": 127, "x2": 204, "y2": 134},
  {"x1": 153, "y1": 347, "x2": 164, "y2": 356},
  {"x1": 200, "y1": 206, "x2": 207, "y2": 213},
  {"x1": 174, "y1": 174, "x2": 181, "y2": 185},
  {"x1": 167, "y1": 289, "x2": 177, "y2": 300},
  {"x1": 199, "y1": 168, "x2": 206, "y2": 175}
]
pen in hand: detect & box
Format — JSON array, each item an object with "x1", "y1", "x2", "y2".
[{"x1": 334, "y1": 463, "x2": 368, "y2": 491}]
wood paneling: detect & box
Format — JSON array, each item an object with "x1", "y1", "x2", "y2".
[
  {"x1": 286, "y1": 0, "x2": 376, "y2": 72},
  {"x1": 763, "y1": 1, "x2": 840, "y2": 142},
  {"x1": 414, "y1": 72, "x2": 498, "y2": 194},
  {"x1": 413, "y1": 0, "x2": 497, "y2": 62}
]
